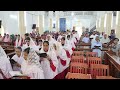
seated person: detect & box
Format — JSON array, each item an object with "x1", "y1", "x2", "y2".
[
  {"x1": 39, "y1": 41, "x2": 58, "y2": 79},
  {"x1": 82, "y1": 33, "x2": 90, "y2": 43},
  {"x1": 37, "y1": 40, "x2": 43, "y2": 51},
  {"x1": 53, "y1": 42, "x2": 69, "y2": 79},
  {"x1": 22, "y1": 37, "x2": 38, "y2": 52},
  {"x1": 100, "y1": 34, "x2": 110, "y2": 48},
  {"x1": 61, "y1": 37, "x2": 73, "y2": 57},
  {"x1": 0, "y1": 45, "x2": 13, "y2": 79},
  {"x1": 15, "y1": 34, "x2": 23, "y2": 47},
  {"x1": 11, "y1": 47, "x2": 24, "y2": 71},
  {"x1": 90, "y1": 31, "x2": 98, "y2": 43},
  {"x1": 91, "y1": 36, "x2": 102, "y2": 57},
  {"x1": 66, "y1": 35, "x2": 75, "y2": 51},
  {"x1": 21, "y1": 47, "x2": 44, "y2": 79},
  {"x1": 3, "y1": 34, "x2": 11, "y2": 42},
  {"x1": 109, "y1": 38, "x2": 120, "y2": 55}
]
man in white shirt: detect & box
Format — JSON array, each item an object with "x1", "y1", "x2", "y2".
[
  {"x1": 90, "y1": 31, "x2": 98, "y2": 43},
  {"x1": 100, "y1": 34, "x2": 110, "y2": 48},
  {"x1": 91, "y1": 36, "x2": 102, "y2": 57},
  {"x1": 82, "y1": 33, "x2": 90, "y2": 43}
]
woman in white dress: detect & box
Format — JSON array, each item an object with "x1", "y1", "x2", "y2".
[
  {"x1": 22, "y1": 37, "x2": 38, "y2": 52},
  {"x1": 37, "y1": 40, "x2": 43, "y2": 51},
  {"x1": 66, "y1": 35, "x2": 75, "y2": 51},
  {"x1": 39, "y1": 41, "x2": 58, "y2": 79},
  {"x1": 0, "y1": 45, "x2": 13, "y2": 79},
  {"x1": 60, "y1": 37, "x2": 72, "y2": 68},
  {"x1": 46, "y1": 34, "x2": 57, "y2": 48},
  {"x1": 15, "y1": 34, "x2": 23, "y2": 47},
  {"x1": 21, "y1": 47, "x2": 44, "y2": 79},
  {"x1": 53, "y1": 42, "x2": 69, "y2": 79}
]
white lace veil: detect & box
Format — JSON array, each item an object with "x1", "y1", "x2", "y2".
[
  {"x1": 29, "y1": 37, "x2": 36, "y2": 46},
  {"x1": 27, "y1": 48, "x2": 41, "y2": 68}
]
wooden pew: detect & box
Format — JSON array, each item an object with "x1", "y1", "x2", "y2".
[
  {"x1": 0, "y1": 42, "x2": 13, "y2": 45},
  {"x1": 76, "y1": 43, "x2": 91, "y2": 47},
  {"x1": 104, "y1": 51, "x2": 120, "y2": 78},
  {"x1": 74, "y1": 48, "x2": 108, "y2": 52},
  {"x1": 7, "y1": 51, "x2": 15, "y2": 59}
]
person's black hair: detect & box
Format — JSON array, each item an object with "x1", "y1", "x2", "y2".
[
  {"x1": 25, "y1": 33, "x2": 29, "y2": 37},
  {"x1": 61, "y1": 37, "x2": 65, "y2": 41},
  {"x1": 113, "y1": 38, "x2": 119, "y2": 41},
  {"x1": 18, "y1": 34, "x2": 20, "y2": 36},
  {"x1": 25, "y1": 37, "x2": 30, "y2": 41},
  {"x1": 16, "y1": 46, "x2": 22, "y2": 51},
  {"x1": 43, "y1": 41, "x2": 49, "y2": 45},
  {"x1": 39, "y1": 40, "x2": 43, "y2": 42},
  {"x1": 24, "y1": 47, "x2": 30, "y2": 54},
  {"x1": 72, "y1": 30, "x2": 75, "y2": 32},
  {"x1": 67, "y1": 35, "x2": 70, "y2": 38}
]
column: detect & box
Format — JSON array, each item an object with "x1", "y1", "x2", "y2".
[
  {"x1": 56, "y1": 16, "x2": 59, "y2": 32},
  {"x1": 100, "y1": 16, "x2": 104, "y2": 32},
  {"x1": 39, "y1": 15, "x2": 44, "y2": 34},
  {"x1": 111, "y1": 13, "x2": 116, "y2": 29},
  {"x1": 96, "y1": 19, "x2": 100, "y2": 31},
  {"x1": 115, "y1": 11, "x2": 120, "y2": 38},
  {"x1": 19, "y1": 11, "x2": 26, "y2": 37},
  {"x1": 55, "y1": 11, "x2": 59, "y2": 32},
  {"x1": 49, "y1": 18, "x2": 52, "y2": 31},
  {"x1": 106, "y1": 13, "x2": 112, "y2": 35}
]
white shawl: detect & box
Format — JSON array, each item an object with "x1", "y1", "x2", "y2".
[
  {"x1": 40, "y1": 46, "x2": 58, "y2": 79},
  {"x1": 15, "y1": 36, "x2": 22, "y2": 47},
  {"x1": 0, "y1": 46, "x2": 13, "y2": 79},
  {"x1": 21, "y1": 49, "x2": 44, "y2": 79}
]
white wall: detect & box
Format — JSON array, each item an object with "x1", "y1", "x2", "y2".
[
  {"x1": 0, "y1": 11, "x2": 19, "y2": 35},
  {"x1": 25, "y1": 12, "x2": 39, "y2": 33}
]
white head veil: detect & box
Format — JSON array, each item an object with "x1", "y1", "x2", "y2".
[
  {"x1": 0, "y1": 45, "x2": 7, "y2": 58},
  {"x1": 29, "y1": 37, "x2": 36, "y2": 46},
  {"x1": 27, "y1": 48, "x2": 41, "y2": 68},
  {"x1": 15, "y1": 36, "x2": 22, "y2": 47}
]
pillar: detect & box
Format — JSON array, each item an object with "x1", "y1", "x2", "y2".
[
  {"x1": 56, "y1": 16, "x2": 59, "y2": 32},
  {"x1": 39, "y1": 15, "x2": 44, "y2": 34},
  {"x1": 49, "y1": 18, "x2": 52, "y2": 31},
  {"x1": 19, "y1": 11, "x2": 26, "y2": 37},
  {"x1": 115, "y1": 11, "x2": 120, "y2": 38},
  {"x1": 100, "y1": 16, "x2": 105, "y2": 32},
  {"x1": 106, "y1": 13, "x2": 112, "y2": 35}
]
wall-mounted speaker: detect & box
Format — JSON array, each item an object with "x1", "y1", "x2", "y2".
[
  {"x1": 113, "y1": 11, "x2": 116, "y2": 16},
  {"x1": 32, "y1": 24, "x2": 36, "y2": 29}
]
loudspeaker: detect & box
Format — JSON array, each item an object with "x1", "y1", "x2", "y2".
[
  {"x1": 32, "y1": 24, "x2": 36, "y2": 29},
  {"x1": 0, "y1": 20, "x2": 2, "y2": 28}
]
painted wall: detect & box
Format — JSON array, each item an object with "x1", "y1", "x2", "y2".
[
  {"x1": 25, "y1": 12, "x2": 39, "y2": 33},
  {"x1": 0, "y1": 11, "x2": 19, "y2": 35}
]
